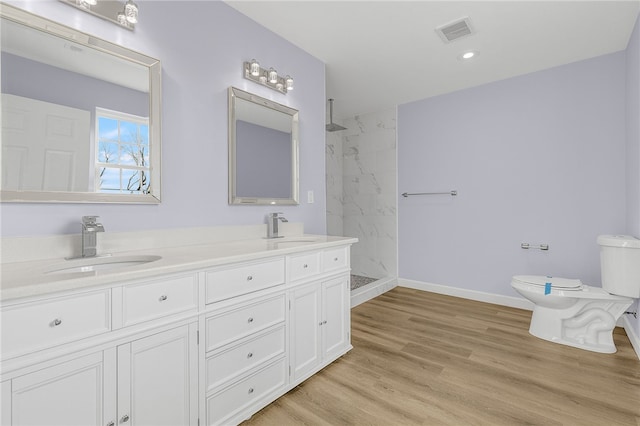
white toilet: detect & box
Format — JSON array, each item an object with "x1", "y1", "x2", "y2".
[{"x1": 511, "y1": 235, "x2": 640, "y2": 353}]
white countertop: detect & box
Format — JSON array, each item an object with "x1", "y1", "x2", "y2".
[{"x1": 1, "y1": 235, "x2": 357, "y2": 303}]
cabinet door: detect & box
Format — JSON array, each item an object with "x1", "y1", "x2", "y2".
[
  {"x1": 289, "y1": 282, "x2": 321, "y2": 382},
  {"x1": 321, "y1": 276, "x2": 349, "y2": 360},
  {"x1": 118, "y1": 324, "x2": 198, "y2": 426},
  {"x1": 8, "y1": 352, "x2": 115, "y2": 426}
]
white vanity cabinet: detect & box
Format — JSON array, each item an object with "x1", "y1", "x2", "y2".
[
  {"x1": 1, "y1": 237, "x2": 354, "y2": 426},
  {"x1": 116, "y1": 324, "x2": 198, "y2": 426},
  {"x1": 2, "y1": 324, "x2": 198, "y2": 426},
  {"x1": 203, "y1": 259, "x2": 288, "y2": 426},
  {"x1": 1, "y1": 273, "x2": 199, "y2": 426},
  {"x1": 287, "y1": 246, "x2": 351, "y2": 384},
  {"x1": 2, "y1": 351, "x2": 110, "y2": 426},
  {"x1": 289, "y1": 275, "x2": 350, "y2": 383}
]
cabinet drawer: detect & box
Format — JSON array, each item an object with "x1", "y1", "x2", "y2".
[
  {"x1": 289, "y1": 251, "x2": 321, "y2": 282},
  {"x1": 206, "y1": 259, "x2": 285, "y2": 304},
  {"x1": 206, "y1": 326, "x2": 285, "y2": 391},
  {"x1": 205, "y1": 294, "x2": 285, "y2": 351},
  {"x1": 207, "y1": 358, "x2": 287, "y2": 425},
  {"x1": 1, "y1": 290, "x2": 110, "y2": 360},
  {"x1": 122, "y1": 274, "x2": 197, "y2": 327},
  {"x1": 323, "y1": 246, "x2": 348, "y2": 272}
]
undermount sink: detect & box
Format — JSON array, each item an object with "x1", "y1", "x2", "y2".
[{"x1": 45, "y1": 255, "x2": 162, "y2": 275}]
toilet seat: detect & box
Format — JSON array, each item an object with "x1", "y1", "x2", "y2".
[{"x1": 512, "y1": 275, "x2": 583, "y2": 290}]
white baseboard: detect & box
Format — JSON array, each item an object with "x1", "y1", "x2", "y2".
[
  {"x1": 397, "y1": 278, "x2": 533, "y2": 311},
  {"x1": 622, "y1": 314, "x2": 640, "y2": 361},
  {"x1": 351, "y1": 277, "x2": 397, "y2": 308}
]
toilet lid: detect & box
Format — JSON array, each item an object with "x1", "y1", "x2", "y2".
[{"x1": 512, "y1": 275, "x2": 583, "y2": 289}]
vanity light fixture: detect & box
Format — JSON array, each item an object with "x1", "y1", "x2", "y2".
[
  {"x1": 243, "y1": 60, "x2": 294, "y2": 94},
  {"x1": 60, "y1": 0, "x2": 137, "y2": 30},
  {"x1": 250, "y1": 59, "x2": 260, "y2": 77},
  {"x1": 124, "y1": 0, "x2": 138, "y2": 24},
  {"x1": 117, "y1": 11, "x2": 128, "y2": 26},
  {"x1": 268, "y1": 68, "x2": 278, "y2": 84}
]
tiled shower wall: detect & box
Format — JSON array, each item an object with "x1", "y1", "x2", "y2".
[{"x1": 326, "y1": 108, "x2": 397, "y2": 280}]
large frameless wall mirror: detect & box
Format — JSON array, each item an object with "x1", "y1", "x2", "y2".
[
  {"x1": 228, "y1": 87, "x2": 299, "y2": 205},
  {"x1": 0, "y1": 3, "x2": 161, "y2": 203}
]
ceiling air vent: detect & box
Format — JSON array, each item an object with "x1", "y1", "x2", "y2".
[{"x1": 435, "y1": 17, "x2": 474, "y2": 43}]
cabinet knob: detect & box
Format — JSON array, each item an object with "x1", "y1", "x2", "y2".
[
  {"x1": 120, "y1": 414, "x2": 130, "y2": 423},
  {"x1": 50, "y1": 318, "x2": 62, "y2": 327},
  {"x1": 248, "y1": 387, "x2": 254, "y2": 394},
  {"x1": 319, "y1": 322, "x2": 323, "y2": 326},
  {"x1": 334, "y1": 257, "x2": 338, "y2": 261},
  {"x1": 247, "y1": 275, "x2": 253, "y2": 281},
  {"x1": 106, "y1": 422, "x2": 115, "y2": 426},
  {"x1": 323, "y1": 320, "x2": 327, "y2": 325},
  {"x1": 303, "y1": 264, "x2": 308, "y2": 268},
  {"x1": 247, "y1": 352, "x2": 253, "y2": 359},
  {"x1": 159, "y1": 295, "x2": 168, "y2": 302},
  {"x1": 247, "y1": 317, "x2": 254, "y2": 323}
]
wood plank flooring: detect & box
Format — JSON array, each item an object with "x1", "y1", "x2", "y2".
[{"x1": 244, "y1": 287, "x2": 640, "y2": 425}]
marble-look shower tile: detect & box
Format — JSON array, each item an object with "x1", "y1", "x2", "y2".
[
  {"x1": 376, "y1": 171, "x2": 396, "y2": 195},
  {"x1": 327, "y1": 108, "x2": 397, "y2": 281},
  {"x1": 376, "y1": 148, "x2": 397, "y2": 173},
  {"x1": 343, "y1": 194, "x2": 376, "y2": 216},
  {"x1": 375, "y1": 193, "x2": 397, "y2": 216},
  {"x1": 326, "y1": 214, "x2": 343, "y2": 237},
  {"x1": 343, "y1": 151, "x2": 376, "y2": 176}
]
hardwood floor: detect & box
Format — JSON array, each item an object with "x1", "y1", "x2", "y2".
[{"x1": 244, "y1": 287, "x2": 640, "y2": 425}]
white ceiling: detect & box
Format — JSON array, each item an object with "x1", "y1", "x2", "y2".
[{"x1": 226, "y1": 0, "x2": 640, "y2": 120}]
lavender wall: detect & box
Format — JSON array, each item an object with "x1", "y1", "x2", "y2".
[
  {"x1": 625, "y1": 15, "x2": 640, "y2": 340},
  {"x1": 1, "y1": 0, "x2": 326, "y2": 237},
  {"x1": 398, "y1": 52, "x2": 627, "y2": 298}
]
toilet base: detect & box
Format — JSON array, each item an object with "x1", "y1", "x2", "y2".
[{"x1": 529, "y1": 301, "x2": 631, "y2": 353}]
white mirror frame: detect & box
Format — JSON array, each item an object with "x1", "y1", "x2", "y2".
[
  {"x1": 228, "y1": 87, "x2": 299, "y2": 205},
  {"x1": 0, "y1": 4, "x2": 162, "y2": 204}
]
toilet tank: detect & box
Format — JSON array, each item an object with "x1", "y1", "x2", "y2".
[{"x1": 597, "y1": 235, "x2": 640, "y2": 298}]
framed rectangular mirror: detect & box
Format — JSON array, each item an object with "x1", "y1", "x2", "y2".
[
  {"x1": 228, "y1": 87, "x2": 299, "y2": 205},
  {"x1": 0, "y1": 3, "x2": 161, "y2": 203}
]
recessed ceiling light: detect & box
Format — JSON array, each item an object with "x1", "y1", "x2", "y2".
[{"x1": 459, "y1": 51, "x2": 478, "y2": 61}]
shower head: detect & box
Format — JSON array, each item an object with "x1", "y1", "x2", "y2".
[{"x1": 326, "y1": 99, "x2": 347, "y2": 132}]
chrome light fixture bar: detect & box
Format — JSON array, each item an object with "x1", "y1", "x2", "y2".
[
  {"x1": 60, "y1": 0, "x2": 137, "y2": 30},
  {"x1": 243, "y1": 59, "x2": 293, "y2": 94}
]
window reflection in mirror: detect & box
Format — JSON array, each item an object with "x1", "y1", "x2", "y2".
[
  {"x1": 229, "y1": 87, "x2": 299, "y2": 205},
  {"x1": 0, "y1": 4, "x2": 161, "y2": 203}
]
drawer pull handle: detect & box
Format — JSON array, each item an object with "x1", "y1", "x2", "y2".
[
  {"x1": 51, "y1": 318, "x2": 62, "y2": 327},
  {"x1": 247, "y1": 317, "x2": 254, "y2": 323},
  {"x1": 120, "y1": 414, "x2": 130, "y2": 423},
  {"x1": 248, "y1": 387, "x2": 254, "y2": 394},
  {"x1": 247, "y1": 275, "x2": 253, "y2": 281},
  {"x1": 247, "y1": 352, "x2": 253, "y2": 359},
  {"x1": 159, "y1": 295, "x2": 168, "y2": 302}
]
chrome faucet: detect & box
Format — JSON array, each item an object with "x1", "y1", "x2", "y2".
[
  {"x1": 81, "y1": 216, "x2": 104, "y2": 257},
  {"x1": 267, "y1": 212, "x2": 288, "y2": 239}
]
